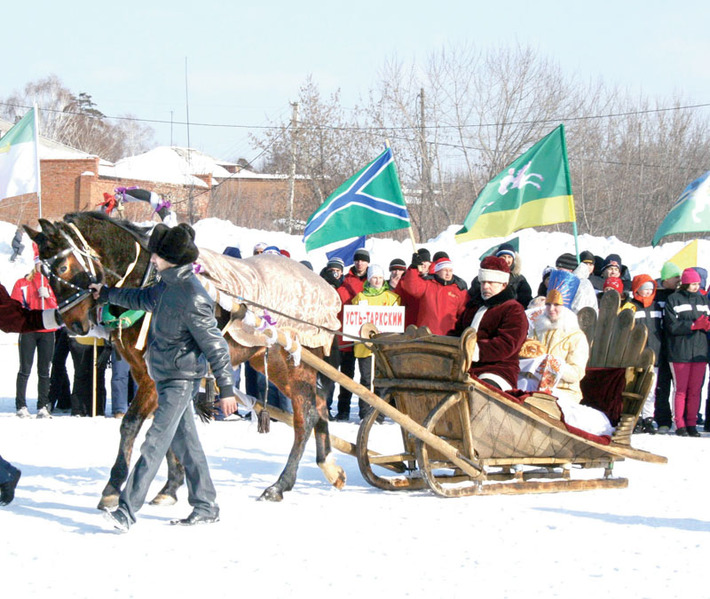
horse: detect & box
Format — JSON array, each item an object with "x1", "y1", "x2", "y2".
[{"x1": 26, "y1": 212, "x2": 346, "y2": 504}]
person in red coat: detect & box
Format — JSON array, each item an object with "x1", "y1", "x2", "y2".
[
  {"x1": 0, "y1": 276, "x2": 62, "y2": 506},
  {"x1": 398, "y1": 254, "x2": 467, "y2": 336},
  {"x1": 334, "y1": 248, "x2": 370, "y2": 420},
  {"x1": 11, "y1": 257, "x2": 59, "y2": 418},
  {"x1": 455, "y1": 256, "x2": 528, "y2": 391}
]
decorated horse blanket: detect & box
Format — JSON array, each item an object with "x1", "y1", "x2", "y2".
[{"x1": 196, "y1": 249, "x2": 341, "y2": 350}]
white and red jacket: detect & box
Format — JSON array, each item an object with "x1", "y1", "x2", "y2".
[{"x1": 11, "y1": 272, "x2": 58, "y2": 332}]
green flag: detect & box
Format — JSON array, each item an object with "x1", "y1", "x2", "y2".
[
  {"x1": 652, "y1": 171, "x2": 710, "y2": 246},
  {"x1": 0, "y1": 108, "x2": 39, "y2": 201},
  {"x1": 303, "y1": 147, "x2": 410, "y2": 251},
  {"x1": 456, "y1": 125, "x2": 575, "y2": 243}
]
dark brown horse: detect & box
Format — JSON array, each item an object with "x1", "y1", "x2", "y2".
[{"x1": 26, "y1": 212, "x2": 346, "y2": 504}]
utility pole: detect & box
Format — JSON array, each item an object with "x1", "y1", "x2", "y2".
[
  {"x1": 287, "y1": 101, "x2": 299, "y2": 234},
  {"x1": 418, "y1": 88, "x2": 431, "y2": 238},
  {"x1": 185, "y1": 57, "x2": 194, "y2": 224}
]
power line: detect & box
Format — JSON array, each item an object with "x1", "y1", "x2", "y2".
[{"x1": 2, "y1": 100, "x2": 709, "y2": 133}]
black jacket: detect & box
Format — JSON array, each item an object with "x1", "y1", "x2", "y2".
[
  {"x1": 628, "y1": 298, "x2": 663, "y2": 366},
  {"x1": 105, "y1": 264, "x2": 234, "y2": 396},
  {"x1": 663, "y1": 289, "x2": 710, "y2": 363}
]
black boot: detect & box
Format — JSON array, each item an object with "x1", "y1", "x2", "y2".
[
  {"x1": 687, "y1": 426, "x2": 701, "y2": 438},
  {"x1": 642, "y1": 417, "x2": 657, "y2": 435},
  {"x1": 0, "y1": 469, "x2": 21, "y2": 506},
  {"x1": 170, "y1": 510, "x2": 220, "y2": 526}
]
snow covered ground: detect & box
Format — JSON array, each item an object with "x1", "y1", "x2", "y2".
[{"x1": 1, "y1": 218, "x2": 708, "y2": 598}]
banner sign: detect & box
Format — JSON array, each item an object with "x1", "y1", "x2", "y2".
[{"x1": 342, "y1": 305, "x2": 406, "y2": 337}]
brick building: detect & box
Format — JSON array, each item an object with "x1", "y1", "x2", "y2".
[{"x1": 0, "y1": 120, "x2": 308, "y2": 230}]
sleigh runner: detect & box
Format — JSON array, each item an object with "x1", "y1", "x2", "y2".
[{"x1": 248, "y1": 289, "x2": 665, "y2": 498}]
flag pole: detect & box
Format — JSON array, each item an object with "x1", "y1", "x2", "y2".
[
  {"x1": 384, "y1": 138, "x2": 418, "y2": 252},
  {"x1": 33, "y1": 104, "x2": 42, "y2": 219},
  {"x1": 559, "y1": 124, "x2": 578, "y2": 258}
]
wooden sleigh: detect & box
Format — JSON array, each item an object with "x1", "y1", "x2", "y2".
[{"x1": 344, "y1": 289, "x2": 666, "y2": 497}]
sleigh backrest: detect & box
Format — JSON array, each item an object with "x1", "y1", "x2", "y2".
[{"x1": 577, "y1": 290, "x2": 656, "y2": 445}]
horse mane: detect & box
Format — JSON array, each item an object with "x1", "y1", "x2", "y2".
[{"x1": 63, "y1": 211, "x2": 152, "y2": 246}]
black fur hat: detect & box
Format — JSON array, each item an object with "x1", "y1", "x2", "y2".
[{"x1": 148, "y1": 223, "x2": 199, "y2": 266}]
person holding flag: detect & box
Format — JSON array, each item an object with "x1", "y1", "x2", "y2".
[{"x1": 398, "y1": 253, "x2": 467, "y2": 336}]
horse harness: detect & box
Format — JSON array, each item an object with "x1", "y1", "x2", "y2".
[{"x1": 41, "y1": 222, "x2": 154, "y2": 327}]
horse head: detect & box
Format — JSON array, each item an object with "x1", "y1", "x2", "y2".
[{"x1": 25, "y1": 212, "x2": 152, "y2": 336}]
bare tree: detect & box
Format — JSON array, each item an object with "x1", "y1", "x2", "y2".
[
  {"x1": 250, "y1": 75, "x2": 378, "y2": 230},
  {"x1": 0, "y1": 75, "x2": 155, "y2": 161}
]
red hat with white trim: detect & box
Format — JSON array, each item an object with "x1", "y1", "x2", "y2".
[{"x1": 478, "y1": 256, "x2": 510, "y2": 284}]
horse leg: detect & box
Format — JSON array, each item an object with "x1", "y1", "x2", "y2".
[
  {"x1": 312, "y1": 366, "x2": 346, "y2": 490},
  {"x1": 98, "y1": 343, "x2": 164, "y2": 509},
  {"x1": 149, "y1": 448, "x2": 185, "y2": 505},
  {"x1": 97, "y1": 403, "x2": 146, "y2": 509},
  {"x1": 259, "y1": 377, "x2": 319, "y2": 502}
]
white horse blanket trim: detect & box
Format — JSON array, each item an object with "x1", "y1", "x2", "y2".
[{"x1": 196, "y1": 249, "x2": 341, "y2": 350}]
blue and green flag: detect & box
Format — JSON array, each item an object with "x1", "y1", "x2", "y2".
[
  {"x1": 652, "y1": 171, "x2": 710, "y2": 246},
  {"x1": 456, "y1": 125, "x2": 575, "y2": 243},
  {"x1": 303, "y1": 147, "x2": 410, "y2": 251}
]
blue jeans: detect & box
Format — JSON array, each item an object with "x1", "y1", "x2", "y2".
[
  {"x1": 110, "y1": 348, "x2": 131, "y2": 415},
  {"x1": 118, "y1": 379, "x2": 218, "y2": 523}
]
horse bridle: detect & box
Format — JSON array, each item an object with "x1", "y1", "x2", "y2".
[{"x1": 42, "y1": 223, "x2": 147, "y2": 316}]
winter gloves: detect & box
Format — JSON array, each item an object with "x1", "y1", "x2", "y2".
[{"x1": 691, "y1": 314, "x2": 710, "y2": 331}]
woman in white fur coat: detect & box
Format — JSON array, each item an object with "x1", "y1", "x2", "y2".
[{"x1": 528, "y1": 289, "x2": 590, "y2": 403}]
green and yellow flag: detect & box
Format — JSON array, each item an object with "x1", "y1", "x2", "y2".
[
  {"x1": 0, "y1": 107, "x2": 39, "y2": 201},
  {"x1": 456, "y1": 124, "x2": 575, "y2": 243}
]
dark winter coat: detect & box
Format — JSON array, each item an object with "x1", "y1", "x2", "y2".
[
  {"x1": 628, "y1": 298, "x2": 663, "y2": 366},
  {"x1": 104, "y1": 263, "x2": 234, "y2": 397},
  {"x1": 0, "y1": 283, "x2": 46, "y2": 334},
  {"x1": 663, "y1": 288, "x2": 710, "y2": 364},
  {"x1": 454, "y1": 285, "x2": 528, "y2": 388}
]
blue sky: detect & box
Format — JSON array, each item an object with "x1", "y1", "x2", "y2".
[{"x1": 3, "y1": 0, "x2": 709, "y2": 162}]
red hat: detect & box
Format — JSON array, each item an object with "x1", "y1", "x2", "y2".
[
  {"x1": 280, "y1": 249, "x2": 291, "y2": 258},
  {"x1": 432, "y1": 257, "x2": 453, "y2": 274},
  {"x1": 478, "y1": 256, "x2": 510, "y2": 284},
  {"x1": 603, "y1": 277, "x2": 624, "y2": 293},
  {"x1": 32, "y1": 242, "x2": 40, "y2": 264}
]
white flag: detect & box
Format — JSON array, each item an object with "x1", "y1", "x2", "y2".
[{"x1": 0, "y1": 108, "x2": 39, "y2": 201}]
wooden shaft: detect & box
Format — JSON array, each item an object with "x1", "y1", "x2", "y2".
[{"x1": 289, "y1": 338, "x2": 483, "y2": 478}]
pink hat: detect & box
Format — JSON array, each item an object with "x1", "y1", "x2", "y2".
[{"x1": 681, "y1": 268, "x2": 701, "y2": 285}]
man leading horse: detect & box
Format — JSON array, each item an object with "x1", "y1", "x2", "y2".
[{"x1": 90, "y1": 223, "x2": 237, "y2": 532}]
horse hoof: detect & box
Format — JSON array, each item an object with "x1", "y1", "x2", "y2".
[
  {"x1": 258, "y1": 487, "x2": 284, "y2": 502},
  {"x1": 331, "y1": 467, "x2": 346, "y2": 490},
  {"x1": 319, "y1": 457, "x2": 347, "y2": 490},
  {"x1": 149, "y1": 494, "x2": 177, "y2": 506},
  {"x1": 97, "y1": 495, "x2": 119, "y2": 510}
]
